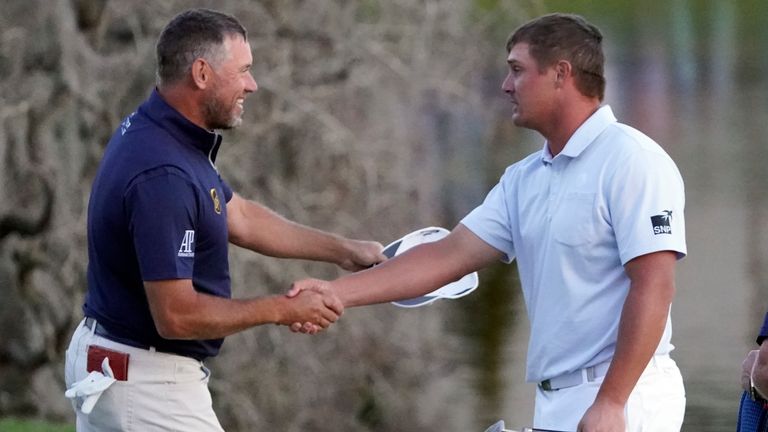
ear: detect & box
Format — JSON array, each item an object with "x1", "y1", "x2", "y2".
[
  {"x1": 190, "y1": 58, "x2": 211, "y2": 90},
  {"x1": 554, "y1": 60, "x2": 572, "y2": 88}
]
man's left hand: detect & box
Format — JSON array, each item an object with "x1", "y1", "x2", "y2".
[
  {"x1": 338, "y1": 239, "x2": 386, "y2": 271},
  {"x1": 577, "y1": 399, "x2": 625, "y2": 432}
]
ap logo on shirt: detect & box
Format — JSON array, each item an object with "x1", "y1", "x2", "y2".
[
  {"x1": 650, "y1": 210, "x2": 673, "y2": 235},
  {"x1": 178, "y1": 230, "x2": 195, "y2": 257}
]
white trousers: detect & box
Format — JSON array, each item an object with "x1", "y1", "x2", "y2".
[
  {"x1": 64, "y1": 319, "x2": 225, "y2": 431},
  {"x1": 533, "y1": 355, "x2": 686, "y2": 431}
]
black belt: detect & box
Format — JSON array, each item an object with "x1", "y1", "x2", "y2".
[
  {"x1": 84, "y1": 317, "x2": 153, "y2": 351},
  {"x1": 83, "y1": 317, "x2": 206, "y2": 361}
]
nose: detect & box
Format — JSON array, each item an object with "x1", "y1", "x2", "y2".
[
  {"x1": 501, "y1": 73, "x2": 513, "y2": 94},
  {"x1": 245, "y1": 72, "x2": 258, "y2": 93}
]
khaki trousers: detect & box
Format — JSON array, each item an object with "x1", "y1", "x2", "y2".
[{"x1": 65, "y1": 319, "x2": 225, "y2": 431}]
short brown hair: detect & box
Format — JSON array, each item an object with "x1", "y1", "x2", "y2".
[
  {"x1": 156, "y1": 8, "x2": 247, "y2": 87},
  {"x1": 507, "y1": 13, "x2": 605, "y2": 101}
]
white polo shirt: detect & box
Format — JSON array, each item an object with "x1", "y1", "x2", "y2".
[{"x1": 461, "y1": 105, "x2": 686, "y2": 383}]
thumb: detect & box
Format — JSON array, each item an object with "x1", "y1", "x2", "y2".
[{"x1": 286, "y1": 282, "x2": 302, "y2": 298}]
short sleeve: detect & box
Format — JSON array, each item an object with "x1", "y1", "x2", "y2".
[
  {"x1": 461, "y1": 176, "x2": 516, "y2": 263},
  {"x1": 757, "y1": 312, "x2": 768, "y2": 345},
  {"x1": 609, "y1": 149, "x2": 687, "y2": 264},
  {"x1": 124, "y1": 167, "x2": 200, "y2": 281},
  {"x1": 220, "y1": 176, "x2": 233, "y2": 203}
]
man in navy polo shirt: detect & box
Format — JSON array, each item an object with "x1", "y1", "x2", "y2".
[
  {"x1": 739, "y1": 313, "x2": 768, "y2": 430},
  {"x1": 63, "y1": 8, "x2": 385, "y2": 431}
]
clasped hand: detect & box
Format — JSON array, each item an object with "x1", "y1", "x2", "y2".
[
  {"x1": 742, "y1": 346, "x2": 768, "y2": 400},
  {"x1": 283, "y1": 278, "x2": 339, "y2": 335}
]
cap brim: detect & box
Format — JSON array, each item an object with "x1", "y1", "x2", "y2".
[{"x1": 382, "y1": 227, "x2": 480, "y2": 308}]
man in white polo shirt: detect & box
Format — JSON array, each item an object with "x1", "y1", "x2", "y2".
[{"x1": 291, "y1": 13, "x2": 686, "y2": 431}]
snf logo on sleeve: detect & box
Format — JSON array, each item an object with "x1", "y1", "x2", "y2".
[{"x1": 651, "y1": 210, "x2": 673, "y2": 235}]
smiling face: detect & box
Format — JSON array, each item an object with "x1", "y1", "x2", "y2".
[
  {"x1": 501, "y1": 42, "x2": 559, "y2": 132},
  {"x1": 202, "y1": 34, "x2": 258, "y2": 129}
]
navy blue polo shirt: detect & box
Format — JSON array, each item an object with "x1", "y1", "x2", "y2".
[
  {"x1": 758, "y1": 312, "x2": 768, "y2": 345},
  {"x1": 83, "y1": 90, "x2": 233, "y2": 360}
]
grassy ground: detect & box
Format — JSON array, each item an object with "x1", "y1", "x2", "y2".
[{"x1": 0, "y1": 418, "x2": 74, "y2": 432}]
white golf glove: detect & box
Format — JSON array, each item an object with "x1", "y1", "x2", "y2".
[{"x1": 65, "y1": 357, "x2": 117, "y2": 414}]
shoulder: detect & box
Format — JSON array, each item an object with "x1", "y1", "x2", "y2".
[
  {"x1": 104, "y1": 116, "x2": 194, "y2": 181},
  {"x1": 603, "y1": 123, "x2": 672, "y2": 160},
  {"x1": 595, "y1": 123, "x2": 680, "y2": 176}
]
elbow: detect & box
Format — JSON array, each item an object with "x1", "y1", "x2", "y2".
[
  {"x1": 227, "y1": 228, "x2": 245, "y2": 248},
  {"x1": 153, "y1": 315, "x2": 192, "y2": 340}
]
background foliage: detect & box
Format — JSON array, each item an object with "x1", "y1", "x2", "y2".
[{"x1": 0, "y1": 0, "x2": 530, "y2": 430}]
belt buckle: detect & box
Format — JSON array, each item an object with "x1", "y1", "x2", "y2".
[{"x1": 539, "y1": 379, "x2": 553, "y2": 391}]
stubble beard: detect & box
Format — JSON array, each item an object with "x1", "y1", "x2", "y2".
[{"x1": 202, "y1": 92, "x2": 242, "y2": 130}]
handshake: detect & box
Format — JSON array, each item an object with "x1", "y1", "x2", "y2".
[
  {"x1": 273, "y1": 236, "x2": 387, "y2": 335},
  {"x1": 276, "y1": 226, "x2": 483, "y2": 334},
  {"x1": 280, "y1": 278, "x2": 342, "y2": 335}
]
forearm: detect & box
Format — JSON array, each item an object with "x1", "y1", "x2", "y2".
[
  {"x1": 330, "y1": 242, "x2": 463, "y2": 307},
  {"x1": 144, "y1": 278, "x2": 339, "y2": 340},
  {"x1": 595, "y1": 284, "x2": 672, "y2": 406},
  {"x1": 229, "y1": 198, "x2": 348, "y2": 263},
  {"x1": 148, "y1": 288, "x2": 287, "y2": 340},
  {"x1": 591, "y1": 251, "x2": 677, "y2": 407},
  {"x1": 330, "y1": 225, "x2": 499, "y2": 307}
]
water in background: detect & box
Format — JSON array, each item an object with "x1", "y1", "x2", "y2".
[{"x1": 444, "y1": 2, "x2": 768, "y2": 431}]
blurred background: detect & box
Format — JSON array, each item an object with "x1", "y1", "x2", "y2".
[{"x1": 0, "y1": 0, "x2": 766, "y2": 431}]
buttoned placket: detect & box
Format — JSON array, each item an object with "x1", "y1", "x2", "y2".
[{"x1": 546, "y1": 156, "x2": 566, "y2": 223}]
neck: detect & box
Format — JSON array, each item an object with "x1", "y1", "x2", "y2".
[
  {"x1": 157, "y1": 84, "x2": 209, "y2": 130},
  {"x1": 544, "y1": 99, "x2": 601, "y2": 156}
]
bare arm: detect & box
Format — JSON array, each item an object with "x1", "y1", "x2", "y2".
[
  {"x1": 227, "y1": 193, "x2": 385, "y2": 270},
  {"x1": 578, "y1": 250, "x2": 678, "y2": 431},
  {"x1": 291, "y1": 224, "x2": 503, "y2": 308},
  {"x1": 144, "y1": 279, "x2": 343, "y2": 339}
]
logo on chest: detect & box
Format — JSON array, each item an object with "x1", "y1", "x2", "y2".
[
  {"x1": 210, "y1": 188, "x2": 222, "y2": 214},
  {"x1": 650, "y1": 210, "x2": 673, "y2": 235}
]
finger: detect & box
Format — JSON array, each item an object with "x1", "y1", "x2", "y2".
[
  {"x1": 286, "y1": 281, "x2": 306, "y2": 298},
  {"x1": 323, "y1": 295, "x2": 344, "y2": 316},
  {"x1": 301, "y1": 322, "x2": 315, "y2": 334},
  {"x1": 317, "y1": 317, "x2": 332, "y2": 329},
  {"x1": 744, "y1": 351, "x2": 759, "y2": 387},
  {"x1": 320, "y1": 306, "x2": 340, "y2": 324},
  {"x1": 286, "y1": 284, "x2": 300, "y2": 298}
]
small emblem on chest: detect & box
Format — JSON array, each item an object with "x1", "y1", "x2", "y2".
[{"x1": 210, "y1": 188, "x2": 222, "y2": 214}]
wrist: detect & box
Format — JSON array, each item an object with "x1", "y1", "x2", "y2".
[
  {"x1": 264, "y1": 295, "x2": 288, "y2": 325},
  {"x1": 336, "y1": 237, "x2": 354, "y2": 265},
  {"x1": 594, "y1": 385, "x2": 629, "y2": 408}
]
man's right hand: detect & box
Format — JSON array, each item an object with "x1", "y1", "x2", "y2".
[
  {"x1": 284, "y1": 278, "x2": 336, "y2": 334},
  {"x1": 278, "y1": 279, "x2": 342, "y2": 334},
  {"x1": 742, "y1": 343, "x2": 768, "y2": 400}
]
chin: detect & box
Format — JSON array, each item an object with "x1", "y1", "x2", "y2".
[
  {"x1": 229, "y1": 117, "x2": 243, "y2": 129},
  {"x1": 217, "y1": 115, "x2": 243, "y2": 130}
]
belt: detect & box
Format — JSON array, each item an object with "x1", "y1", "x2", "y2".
[
  {"x1": 84, "y1": 317, "x2": 153, "y2": 351},
  {"x1": 539, "y1": 361, "x2": 611, "y2": 391}
]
